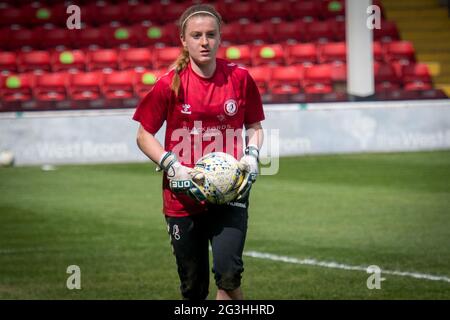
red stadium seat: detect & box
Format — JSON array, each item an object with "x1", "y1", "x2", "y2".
[
  {"x1": 103, "y1": 25, "x2": 141, "y2": 48},
  {"x1": 373, "y1": 42, "x2": 384, "y2": 62},
  {"x1": 330, "y1": 63, "x2": 347, "y2": 83},
  {"x1": 159, "y1": 2, "x2": 190, "y2": 25},
  {"x1": 8, "y1": 28, "x2": 41, "y2": 50},
  {"x1": 303, "y1": 65, "x2": 333, "y2": 94},
  {"x1": 18, "y1": 51, "x2": 51, "y2": 73},
  {"x1": 270, "y1": 65, "x2": 304, "y2": 95},
  {"x1": 403, "y1": 82, "x2": 433, "y2": 91},
  {"x1": 0, "y1": 52, "x2": 18, "y2": 73},
  {"x1": 305, "y1": 21, "x2": 335, "y2": 43},
  {"x1": 251, "y1": 44, "x2": 285, "y2": 66},
  {"x1": 330, "y1": 19, "x2": 346, "y2": 41},
  {"x1": 400, "y1": 63, "x2": 432, "y2": 84},
  {"x1": 289, "y1": 1, "x2": 320, "y2": 21},
  {"x1": 127, "y1": 3, "x2": 162, "y2": 24},
  {"x1": 133, "y1": 70, "x2": 164, "y2": 98},
  {"x1": 119, "y1": 48, "x2": 153, "y2": 71},
  {"x1": 69, "y1": 72, "x2": 103, "y2": 101},
  {"x1": 220, "y1": 2, "x2": 256, "y2": 23},
  {"x1": 27, "y1": 4, "x2": 66, "y2": 26},
  {"x1": 73, "y1": 27, "x2": 106, "y2": 49},
  {"x1": 220, "y1": 22, "x2": 243, "y2": 45},
  {"x1": 51, "y1": 50, "x2": 87, "y2": 72},
  {"x1": 218, "y1": 45, "x2": 252, "y2": 67},
  {"x1": 319, "y1": 42, "x2": 347, "y2": 64},
  {"x1": 87, "y1": 49, "x2": 119, "y2": 72},
  {"x1": 39, "y1": 27, "x2": 74, "y2": 49},
  {"x1": 320, "y1": 0, "x2": 346, "y2": 20},
  {"x1": 376, "y1": 89, "x2": 420, "y2": 101},
  {"x1": 374, "y1": 20, "x2": 400, "y2": 43},
  {"x1": 247, "y1": 65, "x2": 272, "y2": 95},
  {"x1": 239, "y1": 22, "x2": 274, "y2": 44},
  {"x1": 34, "y1": 72, "x2": 68, "y2": 101},
  {"x1": 374, "y1": 63, "x2": 401, "y2": 91},
  {"x1": 271, "y1": 21, "x2": 306, "y2": 43},
  {"x1": 384, "y1": 41, "x2": 416, "y2": 65},
  {"x1": 257, "y1": 2, "x2": 290, "y2": 21},
  {"x1": 153, "y1": 47, "x2": 182, "y2": 70},
  {"x1": 102, "y1": 71, "x2": 135, "y2": 100},
  {"x1": 138, "y1": 24, "x2": 178, "y2": 47},
  {"x1": 0, "y1": 73, "x2": 35, "y2": 102},
  {"x1": 286, "y1": 43, "x2": 318, "y2": 66},
  {"x1": 0, "y1": 6, "x2": 31, "y2": 27},
  {"x1": 84, "y1": 2, "x2": 127, "y2": 26}
]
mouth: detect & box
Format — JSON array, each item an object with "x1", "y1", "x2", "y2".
[{"x1": 200, "y1": 50, "x2": 210, "y2": 56}]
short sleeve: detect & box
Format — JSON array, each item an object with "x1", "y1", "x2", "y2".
[
  {"x1": 244, "y1": 71, "x2": 265, "y2": 125},
  {"x1": 132, "y1": 78, "x2": 171, "y2": 135}
]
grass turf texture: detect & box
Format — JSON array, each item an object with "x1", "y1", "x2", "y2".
[{"x1": 1, "y1": 151, "x2": 449, "y2": 299}]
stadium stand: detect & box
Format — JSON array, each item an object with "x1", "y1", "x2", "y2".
[{"x1": 0, "y1": 0, "x2": 447, "y2": 112}]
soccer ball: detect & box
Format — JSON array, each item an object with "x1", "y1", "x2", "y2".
[
  {"x1": 0, "y1": 150, "x2": 15, "y2": 167},
  {"x1": 192, "y1": 152, "x2": 244, "y2": 205}
]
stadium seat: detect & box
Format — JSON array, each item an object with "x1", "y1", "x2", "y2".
[
  {"x1": 103, "y1": 25, "x2": 140, "y2": 48},
  {"x1": 320, "y1": 0, "x2": 346, "y2": 20},
  {"x1": 239, "y1": 22, "x2": 274, "y2": 44},
  {"x1": 220, "y1": 2, "x2": 256, "y2": 23},
  {"x1": 51, "y1": 50, "x2": 87, "y2": 72},
  {"x1": 34, "y1": 72, "x2": 68, "y2": 101},
  {"x1": 376, "y1": 89, "x2": 420, "y2": 101},
  {"x1": 303, "y1": 65, "x2": 333, "y2": 94},
  {"x1": 286, "y1": 43, "x2": 318, "y2": 66},
  {"x1": 374, "y1": 20, "x2": 400, "y2": 43},
  {"x1": 39, "y1": 27, "x2": 74, "y2": 49},
  {"x1": 251, "y1": 44, "x2": 285, "y2": 66},
  {"x1": 84, "y1": 2, "x2": 127, "y2": 26},
  {"x1": 384, "y1": 41, "x2": 416, "y2": 65},
  {"x1": 138, "y1": 24, "x2": 178, "y2": 47},
  {"x1": 289, "y1": 1, "x2": 320, "y2": 21},
  {"x1": 87, "y1": 49, "x2": 119, "y2": 72},
  {"x1": 330, "y1": 19, "x2": 346, "y2": 41},
  {"x1": 305, "y1": 21, "x2": 335, "y2": 43},
  {"x1": 329, "y1": 63, "x2": 347, "y2": 84},
  {"x1": 153, "y1": 47, "x2": 181, "y2": 70},
  {"x1": 400, "y1": 63, "x2": 432, "y2": 84},
  {"x1": 374, "y1": 63, "x2": 401, "y2": 91},
  {"x1": 271, "y1": 21, "x2": 307, "y2": 43},
  {"x1": 0, "y1": 6, "x2": 31, "y2": 27},
  {"x1": 247, "y1": 65, "x2": 272, "y2": 95},
  {"x1": 69, "y1": 72, "x2": 103, "y2": 101},
  {"x1": 0, "y1": 73, "x2": 35, "y2": 102},
  {"x1": 73, "y1": 27, "x2": 107, "y2": 49},
  {"x1": 403, "y1": 81, "x2": 433, "y2": 91},
  {"x1": 119, "y1": 48, "x2": 153, "y2": 71},
  {"x1": 8, "y1": 28, "x2": 41, "y2": 50},
  {"x1": 0, "y1": 52, "x2": 18, "y2": 74},
  {"x1": 270, "y1": 65, "x2": 304, "y2": 95},
  {"x1": 27, "y1": 4, "x2": 66, "y2": 26},
  {"x1": 102, "y1": 71, "x2": 135, "y2": 101},
  {"x1": 373, "y1": 42, "x2": 384, "y2": 62},
  {"x1": 218, "y1": 45, "x2": 252, "y2": 67},
  {"x1": 220, "y1": 22, "x2": 243, "y2": 45},
  {"x1": 319, "y1": 42, "x2": 347, "y2": 64},
  {"x1": 257, "y1": 2, "x2": 290, "y2": 21},
  {"x1": 418, "y1": 89, "x2": 448, "y2": 99},
  {"x1": 18, "y1": 51, "x2": 51, "y2": 73},
  {"x1": 159, "y1": 2, "x2": 190, "y2": 25},
  {"x1": 127, "y1": 3, "x2": 162, "y2": 25},
  {"x1": 134, "y1": 70, "x2": 163, "y2": 98}
]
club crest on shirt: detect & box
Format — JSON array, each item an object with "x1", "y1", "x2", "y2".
[
  {"x1": 181, "y1": 104, "x2": 191, "y2": 114},
  {"x1": 224, "y1": 99, "x2": 238, "y2": 116}
]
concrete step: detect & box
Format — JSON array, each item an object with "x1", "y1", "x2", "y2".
[
  {"x1": 394, "y1": 20, "x2": 450, "y2": 31},
  {"x1": 401, "y1": 31, "x2": 450, "y2": 42},
  {"x1": 418, "y1": 53, "x2": 450, "y2": 62},
  {"x1": 386, "y1": 8, "x2": 448, "y2": 20},
  {"x1": 413, "y1": 42, "x2": 450, "y2": 52}
]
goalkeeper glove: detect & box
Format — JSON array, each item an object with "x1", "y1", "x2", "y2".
[
  {"x1": 236, "y1": 145, "x2": 259, "y2": 200},
  {"x1": 158, "y1": 151, "x2": 207, "y2": 202}
]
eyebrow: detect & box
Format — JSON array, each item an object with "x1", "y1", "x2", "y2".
[{"x1": 189, "y1": 30, "x2": 217, "y2": 35}]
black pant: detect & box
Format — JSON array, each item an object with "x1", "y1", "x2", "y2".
[{"x1": 165, "y1": 199, "x2": 249, "y2": 300}]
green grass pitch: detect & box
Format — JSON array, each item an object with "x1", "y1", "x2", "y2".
[{"x1": 1, "y1": 151, "x2": 450, "y2": 299}]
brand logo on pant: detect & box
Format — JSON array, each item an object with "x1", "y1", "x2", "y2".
[{"x1": 172, "y1": 224, "x2": 181, "y2": 240}]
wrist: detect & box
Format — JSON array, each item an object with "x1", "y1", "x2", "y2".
[
  {"x1": 245, "y1": 144, "x2": 260, "y2": 162},
  {"x1": 159, "y1": 151, "x2": 179, "y2": 172}
]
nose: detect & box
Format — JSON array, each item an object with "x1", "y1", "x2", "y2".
[{"x1": 201, "y1": 35, "x2": 209, "y2": 46}]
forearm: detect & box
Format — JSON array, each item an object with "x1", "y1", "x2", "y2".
[
  {"x1": 245, "y1": 122, "x2": 264, "y2": 150},
  {"x1": 136, "y1": 125, "x2": 166, "y2": 164}
]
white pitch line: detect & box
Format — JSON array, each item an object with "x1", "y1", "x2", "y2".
[{"x1": 244, "y1": 251, "x2": 450, "y2": 284}]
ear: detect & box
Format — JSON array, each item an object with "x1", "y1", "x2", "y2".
[{"x1": 180, "y1": 34, "x2": 187, "y2": 49}]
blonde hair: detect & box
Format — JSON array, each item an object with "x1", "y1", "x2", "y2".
[{"x1": 170, "y1": 4, "x2": 222, "y2": 97}]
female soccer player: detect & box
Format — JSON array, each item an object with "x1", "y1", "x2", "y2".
[{"x1": 133, "y1": 4, "x2": 264, "y2": 300}]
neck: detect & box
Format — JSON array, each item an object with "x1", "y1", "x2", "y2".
[{"x1": 190, "y1": 58, "x2": 216, "y2": 78}]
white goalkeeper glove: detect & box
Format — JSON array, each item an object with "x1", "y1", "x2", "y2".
[
  {"x1": 236, "y1": 145, "x2": 259, "y2": 200},
  {"x1": 158, "y1": 151, "x2": 207, "y2": 202}
]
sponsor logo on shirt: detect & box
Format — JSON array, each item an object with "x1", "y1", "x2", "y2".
[{"x1": 224, "y1": 99, "x2": 238, "y2": 116}]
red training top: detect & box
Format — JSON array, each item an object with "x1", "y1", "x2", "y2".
[{"x1": 133, "y1": 58, "x2": 265, "y2": 217}]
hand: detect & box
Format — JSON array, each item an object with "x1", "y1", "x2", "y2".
[
  {"x1": 236, "y1": 146, "x2": 259, "y2": 201},
  {"x1": 159, "y1": 151, "x2": 194, "y2": 193}
]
